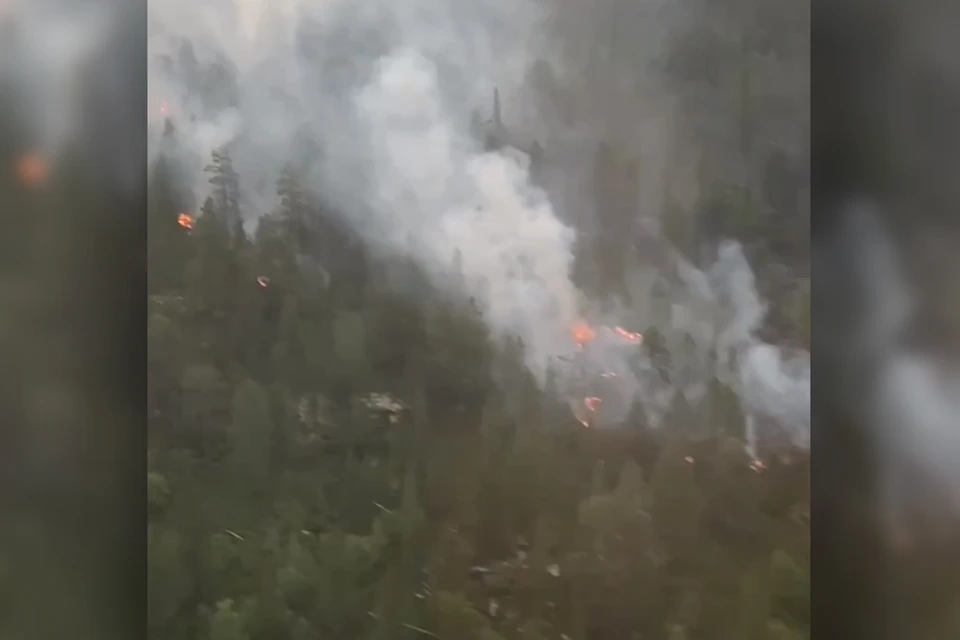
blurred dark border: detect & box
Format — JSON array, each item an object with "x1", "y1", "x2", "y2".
[
  {"x1": 2, "y1": 0, "x2": 948, "y2": 636},
  {"x1": 0, "y1": 0, "x2": 147, "y2": 638},
  {"x1": 812, "y1": 1, "x2": 900, "y2": 639}
]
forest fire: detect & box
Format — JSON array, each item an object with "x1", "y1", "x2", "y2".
[
  {"x1": 567, "y1": 321, "x2": 644, "y2": 427},
  {"x1": 177, "y1": 212, "x2": 194, "y2": 230},
  {"x1": 570, "y1": 321, "x2": 643, "y2": 348},
  {"x1": 15, "y1": 153, "x2": 47, "y2": 188},
  {"x1": 613, "y1": 326, "x2": 643, "y2": 345},
  {"x1": 574, "y1": 396, "x2": 603, "y2": 428},
  {"x1": 571, "y1": 321, "x2": 596, "y2": 347}
]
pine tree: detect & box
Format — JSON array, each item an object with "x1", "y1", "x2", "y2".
[
  {"x1": 649, "y1": 433, "x2": 704, "y2": 569},
  {"x1": 228, "y1": 379, "x2": 275, "y2": 484},
  {"x1": 205, "y1": 148, "x2": 242, "y2": 231},
  {"x1": 178, "y1": 363, "x2": 231, "y2": 456},
  {"x1": 373, "y1": 463, "x2": 425, "y2": 640},
  {"x1": 275, "y1": 165, "x2": 311, "y2": 256}
]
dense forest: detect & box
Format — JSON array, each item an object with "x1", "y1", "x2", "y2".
[
  {"x1": 147, "y1": 1, "x2": 810, "y2": 639},
  {"x1": 146, "y1": 142, "x2": 809, "y2": 640}
]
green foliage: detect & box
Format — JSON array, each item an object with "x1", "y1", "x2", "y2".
[
  {"x1": 228, "y1": 378, "x2": 274, "y2": 476},
  {"x1": 428, "y1": 591, "x2": 493, "y2": 639},
  {"x1": 208, "y1": 599, "x2": 250, "y2": 640},
  {"x1": 147, "y1": 145, "x2": 810, "y2": 640},
  {"x1": 332, "y1": 310, "x2": 368, "y2": 385},
  {"x1": 650, "y1": 436, "x2": 704, "y2": 564}
]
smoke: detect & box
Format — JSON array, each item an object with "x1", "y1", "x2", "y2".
[
  {"x1": 834, "y1": 203, "x2": 960, "y2": 527},
  {"x1": 710, "y1": 241, "x2": 810, "y2": 451},
  {"x1": 149, "y1": 0, "x2": 586, "y2": 380},
  {"x1": 149, "y1": 0, "x2": 808, "y2": 452},
  {"x1": 557, "y1": 238, "x2": 809, "y2": 449},
  {"x1": 354, "y1": 50, "x2": 581, "y2": 380},
  {"x1": 2, "y1": 2, "x2": 111, "y2": 160}
]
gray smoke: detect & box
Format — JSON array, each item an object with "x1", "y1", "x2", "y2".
[
  {"x1": 150, "y1": 0, "x2": 587, "y2": 381},
  {"x1": 149, "y1": 0, "x2": 808, "y2": 451},
  {"x1": 554, "y1": 238, "x2": 809, "y2": 447},
  {"x1": 836, "y1": 203, "x2": 960, "y2": 527},
  {"x1": 710, "y1": 241, "x2": 810, "y2": 451}
]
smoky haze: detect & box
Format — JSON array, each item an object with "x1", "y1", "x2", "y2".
[
  {"x1": 150, "y1": 0, "x2": 585, "y2": 382},
  {"x1": 149, "y1": 0, "x2": 809, "y2": 447}
]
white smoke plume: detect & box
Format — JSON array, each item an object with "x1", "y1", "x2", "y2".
[
  {"x1": 553, "y1": 237, "x2": 809, "y2": 449},
  {"x1": 149, "y1": 0, "x2": 808, "y2": 454},
  {"x1": 354, "y1": 51, "x2": 581, "y2": 380},
  {"x1": 1, "y1": 1, "x2": 115, "y2": 167},
  {"x1": 709, "y1": 241, "x2": 810, "y2": 452},
  {"x1": 150, "y1": 0, "x2": 585, "y2": 381},
  {"x1": 833, "y1": 203, "x2": 960, "y2": 531}
]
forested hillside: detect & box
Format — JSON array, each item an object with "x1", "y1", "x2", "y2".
[
  {"x1": 147, "y1": 0, "x2": 809, "y2": 638},
  {"x1": 147, "y1": 139, "x2": 809, "y2": 640}
]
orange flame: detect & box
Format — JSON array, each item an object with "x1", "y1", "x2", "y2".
[
  {"x1": 613, "y1": 326, "x2": 643, "y2": 344},
  {"x1": 574, "y1": 396, "x2": 603, "y2": 428},
  {"x1": 571, "y1": 321, "x2": 596, "y2": 347},
  {"x1": 567, "y1": 321, "x2": 641, "y2": 427},
  {"x1": 15, "y1": 153, "x2": 47, "y2": 188},
  {"x1": 177, "y1": 213, "x2": 194, "y2": 230}
]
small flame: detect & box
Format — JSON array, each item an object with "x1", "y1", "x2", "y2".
[
  {"x1": 600, "y1": 372, "x2": 618, "y2": 378},
  {"x1": 256, "y1": 276, "x2": 270, "y2": 288},
  {"x1": 613, "y1": 326, "x2": 643, "y2": 344},
  {"x1": 684, "y1": 456, "x2": 695, "y2": 464},
  {"x1": 15, "y1": 153, "x2": 47, "y2": 188},
  {"x1": 748, "y1": 459, "x2": 766, "y2": 473},
  {"x1": 571, "y1": 321, "x2": 596, "y2": 347},
  {"x1": 177, "y1": 213, "x2": 194, "y2": 230},
  {"x1": 574, "y1": 396, "x2": 603, "y2": 428},
  {"x1": 159, "y1": 100, "x2": 168, "y2": 114}
]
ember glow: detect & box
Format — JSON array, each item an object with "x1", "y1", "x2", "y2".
[
  {"x1": 571, "y1": 321, "x2": 596, "y2": 347},
  {"x1": 565, "y1": 321, "x2": 645, "y2": 427},
  {"x1": 573, "y1": 396, "x2": 604, "y2": 428},
  {"x1": 177, "y1": 213, "x2": 194, "y2": 230},
  {"x1": 582, "y1": 397, "x2": 603, "y2": 427},
  {"x1": 613, "y1": 326, "x2": 643, "y2": 345},
  {"x1": 15, "y1": 153, "x2": 47, "y2": 188},
  {"x1": 570, "y1": 321, "x2": 642, "y2": 348}
]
